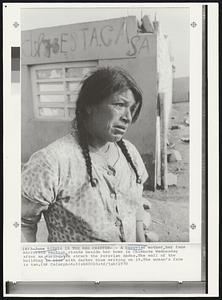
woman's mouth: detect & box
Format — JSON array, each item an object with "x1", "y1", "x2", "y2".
[{"x1": 113, "y1": 125, "x2": 127, "y2": 134}]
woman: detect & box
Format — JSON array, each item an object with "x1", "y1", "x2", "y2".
[{"x1": 21, "y1": 67, "x2": 156, "y2": 242}]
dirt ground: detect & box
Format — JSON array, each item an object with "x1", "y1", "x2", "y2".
[
  {"x1": 36, "y1": 102, "x2": 190, "y2": 242},
  {"x1": 144, "y1": 101, "x2": 190, "y2": 242}
]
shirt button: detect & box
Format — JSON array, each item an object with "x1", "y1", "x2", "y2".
[{"x1": 110, "y1": 193, "x2": 116, "y2": 199}]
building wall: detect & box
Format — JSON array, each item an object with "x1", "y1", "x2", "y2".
[
  {"x1": 21, "y1": 64, "x2": 71, "y2": 163},
  {"x1": 21, "y1": 16, "x2": 157, "y2": 190},
  {"x1": 157, "y1": 24, "x2": 173, "y2": 129}
]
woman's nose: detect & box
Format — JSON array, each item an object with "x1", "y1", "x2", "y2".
[{"x1": 121, "y1": 108, "x2": 132, "y2": 123}]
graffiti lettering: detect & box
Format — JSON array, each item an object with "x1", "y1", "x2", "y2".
[
  {"x1": 22, "y1": 18, "x2": 151, "y2": 59},
  {"x1": 127, "y1": 35, "x2": 140, "y2": 56},
  {"x1": 70, "y1": 33, "x2": 77, "y2": 52},
  {"x1": 60, "y1": 33, "x2": 68, "y2": 53},
  {"x1": 89, "y1": 28, "x2": 99, "y2": 47},
  {"x1": 80, "y1": 27, "x2": 89, "y2": 50},
  {"x1": 115, "y1": 18, "x2": 129, "y2": 44},
  {"x1": 34, "y1": 33, "x2": 45, "y2": 57},
  {"x1": 100, "y1": 25, "x2": 113, "y2": 47},
  {"x1": 138, "y1": 37, "x2": 149, "y2": 55},
  {"x1": 41, "y1": 39, "x2": 51, "y2": 57},
  {"x1": 126, "y1": 35, "x2": 150, "y2": 57},
  {"x1": 51, "y1": 38, "x2": 60, "y2": 54}
]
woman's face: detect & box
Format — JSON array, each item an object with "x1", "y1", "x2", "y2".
[{"x1": 87, "y1": 89, "x2": 137, "y2": 146}]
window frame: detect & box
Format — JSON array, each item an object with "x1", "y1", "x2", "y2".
[{"x1": 30, "y1": 61, "x2": 98, "y2": 121}]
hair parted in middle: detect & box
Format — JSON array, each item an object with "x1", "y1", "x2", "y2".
[{"x1": 73, "y1": 66, "x2": 143, "y2": 187}]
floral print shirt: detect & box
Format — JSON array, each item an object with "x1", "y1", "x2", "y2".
[{"x1": 21, "y1": 131, "x2": 148, "y2": 242}]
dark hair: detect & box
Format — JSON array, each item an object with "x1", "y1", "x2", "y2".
[{"x1": 73, "y1": 67, "x2": 143, "y2": 187}]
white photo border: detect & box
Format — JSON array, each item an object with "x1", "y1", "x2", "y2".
[{"x1": 3, "y1": 2, "x2": 219, "y2": 297}]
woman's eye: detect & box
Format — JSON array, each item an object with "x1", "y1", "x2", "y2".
[{"x1": 113, "y1": 103, "x2": 124, "y2": 107}]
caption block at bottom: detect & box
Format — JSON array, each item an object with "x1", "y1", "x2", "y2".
[{"x1": 22, "y1": 244, "x2": 186, "y2": 267}]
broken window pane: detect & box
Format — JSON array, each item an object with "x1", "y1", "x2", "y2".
[
  {"x1": 36, "y1": 69, "x2": 63, "y2": 79},
  {"x1": 65, "y1": 67, "x2": 83, "y2": 78},
  {"x1": 39, "y1": 107, "x2": 65, "y2": 117}
]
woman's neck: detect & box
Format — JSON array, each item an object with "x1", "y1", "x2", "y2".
[
  {"x1": 87, "y1": 133, "x2": 111, "y2": 153},
  {"x1": 90, "y1": 141, "x2": 111, "y2": 153}
]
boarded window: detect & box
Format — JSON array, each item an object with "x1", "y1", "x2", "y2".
[{"x1": 31, "y1": 62, "x2": 97, "y2": 120}]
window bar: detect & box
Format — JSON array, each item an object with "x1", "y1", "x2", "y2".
[{"x1": 63, "y1": 66, "x2": 69, "y2": 119}]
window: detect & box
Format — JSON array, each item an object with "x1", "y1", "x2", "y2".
[{"x1": 30, "y1": 61, "x2": 98, "y2": 120}]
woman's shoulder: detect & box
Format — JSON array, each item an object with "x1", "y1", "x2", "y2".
[
  {"x1": 46, "y1": 132, "x2": 80, "y2": 155},
  {"x1": 122, "y1": 138, "x2": 140, "y2": 157},
  {"x1": 121, "y1": 138, "x2": 148, "y2": 182},
  {"x1": 25, "y1": 132, "x2": 81, "y2": 167}
]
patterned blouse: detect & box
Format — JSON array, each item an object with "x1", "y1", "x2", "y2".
[{"x1": 21, "y1": 130, "x2": 148, "y2": 242}]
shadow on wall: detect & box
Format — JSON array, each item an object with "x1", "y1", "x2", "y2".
[{"x1": 141, "y1": 153, "x2": 155, "y2": 191}]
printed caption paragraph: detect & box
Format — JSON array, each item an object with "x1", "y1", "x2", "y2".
[{"x1": 22, "y1": 244, "x2": 185, "y2": 267}]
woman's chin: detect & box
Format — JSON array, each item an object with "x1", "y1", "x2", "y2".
[
  {"x1": 112, "y1": 135, "x2": 124, "y2": 142},
  {"x1": 105, "y1": 132, "x2": 125, "y2": 142}
]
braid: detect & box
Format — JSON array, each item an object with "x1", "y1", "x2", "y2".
[
  {"x1": 75, "y1": 114, "x2": 141, "y2": 186},
  {"x1": 75, "y1": 110, "x2": 97, "y2": 188},
  {"x1": 117, "y1": 139, "x2": 142, "y2": 184}
]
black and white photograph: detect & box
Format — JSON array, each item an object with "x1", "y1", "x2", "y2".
[
  {"x1": 21, "y1": 6, "x2": 190, "y2": 244},
  {"x1": 3, "y1": 2, "x2": 219, "y2": 296}
]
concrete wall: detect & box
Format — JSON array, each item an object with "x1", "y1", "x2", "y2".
[
  {"x1": 21, "y1": 16, "x2": 157, "y2": 190},
  {"x1": 156, "y1": 22, "x2": 173, "y2": 129}
]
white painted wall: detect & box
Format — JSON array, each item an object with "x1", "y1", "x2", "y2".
[{"x1": 21, "y1": 6, "x2": 189, "y2": 78}]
